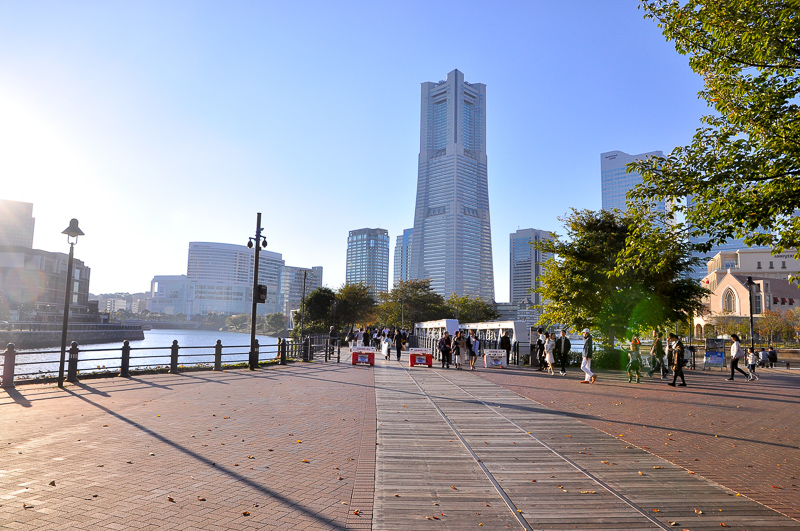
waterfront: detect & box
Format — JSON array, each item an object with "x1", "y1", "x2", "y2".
[{"x1": 12, "y1": 328, "x2": 280, "y2": 379}]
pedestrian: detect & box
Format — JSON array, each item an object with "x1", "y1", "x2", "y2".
[
  {"x1": 555, "y1": 329, "x2": 571, "y2": 376},
  {"x1": 648, "y1": 331, "x2": 665, "y2": 378},
  {"x1": 726, "y1": 333, "x2": 748, "y2": 380},
  {"x1": 328, "y1": 326, "x2": 338, "y2": 357},
  {"x1": 356, "y1": 328, "x2": 364, "y2": 346},
  {"x1": 381, "y1": 334, "x2": 391, "y2": 360},
  {"x1": 580, "y1": 328, "x2": 595, "y2": 383},
  {"x1": 499, "y1": 330, "x2": 512, "y2": 366},
  {"x1": 768, "y1": 344, "x2": 777, "y2": 368},
  {"x1": 544, "y1": 332, "x2": 555, "y2": 375},
  {"x1": 363, "y1": 328, "x2": 371, "y2": 348},
  {"x1": 667, "y1": 333, "x2": 686, "y2": 387},
  {"x1": 453, "y1": 331, "x2": 466, "y2": 369},
  {"x1": 759, "y1": 346, "x2": 769, "y2": 368},
  {"x1": 438, "y1": 331, "x2": 452, "y2": 368},
  {"x1": 536, "y1": 328, "x2": 546, "y2": 371},
  {"x1": 394, "y1": 329, "x2": 403, "y2": 361},
  {"x1": 469, "y1": 330, "x2": 480, "y2": 370},
  {"x1": 747, "y1": 347, "x2": 759, "y2": 381},
  {"x1": 627, "y1": 335, "x2": 642, "y2": 383}
]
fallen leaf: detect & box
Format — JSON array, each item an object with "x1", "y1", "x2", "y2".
[
  {"x1": 654, "y1": 509, "x2": 660, "y2": 512},
  {"x1": 338, "y1": 476, "x2": 344, "y2": 481},
  {"x1": 297, "y1": 440, "x2": 302, "y2": 443},
  {"x1": 103, "y1": 424, "x2": 109, "y2": 427},
  {"x1": 720, "y1": 524, "x2": 728, "y2": 527},
  {"x1": 653, "y1": 466, "x2": 664, "y2": 469},
  {"x1": 247, "y1": 455, "x2": 255, "y2": 459},
  {"x1": 167, "y1": 497, "x2": 175, "y2": 502},
  {"x1": 197, "y1": 497, "x2": 206, "y2": 501},
  {"x1": 352, "y1": 509, "x2": 360, "y2": 515},
  {"x1": 694, "y1": 508, "x2": 703, "y2": 514},
  {"x1": 22, "y1": 503, "x2": 33, "y2": 509},
  {"x1": 242, "y1": 511, "x2": 250, "y2": 516},
  {"x1": 301, "y1": 459, "x2": 309, "y2": 463},
  {"x1": 393, "y1": 494, "x2": 399, "y2": 497},
  {"x1": 771, "y1": 485, "x2": 782, "y2": 489},
  {"x1": 149, "y1": 453, "x2": 155, "y2": 456},
  {"x1": 580, "y1": 491, "x2": 596, "y2": 494},
  {"x1": 48, "y1": 481, "x2": 55, "y2": 486},
  {"x1": 451, "y1": 486, "x2": 458, "y2": 490},
  {"x1": 638, "y1": 471, "x2": 644, "y2": 476}
]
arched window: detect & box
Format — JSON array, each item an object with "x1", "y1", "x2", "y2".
[
  {"x1": 723, "y1": 289, "x2": 736, "y2": 313},
  {"x1": 695, "y1": 324, "x2": 703, "y2": 338}
]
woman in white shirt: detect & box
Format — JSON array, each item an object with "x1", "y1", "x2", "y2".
[
  {"x1": 727, "y1": 333, "x2": 749, "y2": 381},
  {"x1": 544, "y1": 332, "x2": 556, "y2": 375}
]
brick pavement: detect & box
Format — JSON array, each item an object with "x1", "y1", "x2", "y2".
[
  {"x1": 479, "y1": 365, "x2": 800, "y2": 521},
  {"x1": 0, "y1": 363, "x2": 376, "y2": 530}
]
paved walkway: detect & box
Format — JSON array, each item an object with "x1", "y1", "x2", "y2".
[{"x1": 1, "y1": 355, "x2": 798, "y2": 529}]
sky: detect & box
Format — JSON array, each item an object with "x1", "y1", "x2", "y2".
[{"x1": 0, "y1": 1, "x2": 709, "y2": 301}]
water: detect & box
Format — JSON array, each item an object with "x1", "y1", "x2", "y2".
[{"x1": 12, "y1": 329, "x2": 279, "y2": 379}]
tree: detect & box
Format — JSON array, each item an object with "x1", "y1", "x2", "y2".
[
  {"x1": 445, "y1": 293, "x2": 499, "y2": 323},
  {"x1": 291, "y1": 287, "x2": 336, "y2": 336},
  {"x1": 628, "y1": 1, "x2": 800, "y2": 259},
  {"x1": 536, "y1": 209, "x2": 709, "y2": 349},
  {"x1": 263, "y1": 313, "x2": 287, "y2": 336},
  {"x1": 375, "y1": 279, "x2": 447, "y2": 329},
  {"x1": 335, "y1": 283, "x2": 376, "y2": 330}
]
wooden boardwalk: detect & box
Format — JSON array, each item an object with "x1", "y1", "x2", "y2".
[{"x1": 373, "y1": 360, "x2": 798, "y2": 530}]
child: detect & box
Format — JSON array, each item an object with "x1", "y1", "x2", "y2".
[
  {"x1": 628, "y1": 337, "x2": 642, "y2": 383},
  {"x1": 747, "y1": 347, "x2": 759, "y2": 381}
]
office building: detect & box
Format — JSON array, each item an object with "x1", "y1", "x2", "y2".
[
  {"x1": 281, "y1": 265, "x2": 323, "y2": 318},
  {"x1": 149, "y1": 275, "x2": 190, "y2": 315},
  {"x1": 509, "y1": 229, "x2": 553, "y2": 305},
  {"x1": 601, "y1": 150, "x2": 666, "y2": 212},
  {"x1": 185, "y1": 242, "x2": 284, "y2": 316},
  {"x1": 408, "y1": 69, "x2": 494, "y2": 300},
  {"x1": 0, "y1": 199, "x2": 35, "y2": 248},
  {"x1": 393, "y1": 228, "x2": 413, "y2": 286},
  {"x1": 0, "y1": 246, "x2": 91, "y2": 322},
  {"x1": 346, "y1": 228, "x2": 389, "y2": 297}
]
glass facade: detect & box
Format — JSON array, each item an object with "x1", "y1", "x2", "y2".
[
  {"x1": 408, "y1": 69, "x2": 494, "y2": 300},
  {"x1": 509, "y1": 229, "x2": 553, "y2": 305},
  {"x1": 393, "y1": 228, "x2": 413, "y2": 286},
  {"x1": 600, "y1": 150, "x2": 665, "y2": 213},
  {"x1": 346, "y1": 228, "x2": 389, "y2": 297}
]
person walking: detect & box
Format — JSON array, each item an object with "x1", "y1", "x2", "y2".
[
  {"x1": 499, "y1": 331, "x2": 512, "y2": 366},
  {"x1": 555, "y1": 329, "x2": 571, "y2": 376},
  {"x1": 544, "y1": 332, "x2": 555, "y2": 375},
  {"x1": 381, "y1": 334, "x2": 391, "y2": 360},
  {"x1": 727, "y1": 333, "x2": 748, "y2": 380},
  {"x1": 667, "y1": 333, "x2": 686, "y2": 387},
  {"x1": 394, "y1": 329, "x2": 403, "y2": 361},
  {"x1": 648, "y1": 331, "x2": 665, "y2": 378},
  {"x1": 453, "y1": 331, "x2": 466, "y2": 369},
  {"x1": 536, "y1": 328, "x2": 546, "y2": 371},
  {"x1": 469, "y1": 330, "x2": 480, "y2": 370},
  {"x1": 580, "y1": 328, "x2": 595, "y2": 383},
  {"x1": 768, "y1": 344, "x2": 777, "y2": 368},
  {"x1": 627, "y1": 336, "x2": 642, "y2": 383},
  {"x1": 747, "y1": 347, "x2": 759, "y2": 381},
  {"x1": 438, "y1": 331, "x2": 452, "y2": 368},
  {"x1": 363, "y1": 328, "x2": 372, "y2": 348}
]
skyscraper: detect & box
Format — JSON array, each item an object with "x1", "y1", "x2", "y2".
[
  {"x1": 0, "y1": 199, "x2": 35, "y2": 248},
  {"x1": 393, "y1": 228, "x2": 413, "y2": 286},
  {"x1": 509, "y1": 228, "x2": 553, "y2": 305},
  {"x1": 408, "y1": 69, "x2": 494, "y2": 300},
  {"x1": 280, "y1": 265, "x2": 323, "y2": 318},
  {"x1": 601, "y1": 150, "x2": 665, "y2": 212},
  {"x1": 346, "y1": 228, "x2": 389, "y2": 297}
]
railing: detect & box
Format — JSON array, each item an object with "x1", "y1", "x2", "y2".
[
  {"x1": 0, "y1": 322, "x2": 144, "y2": 332},
  {"x1": 0, "y1": 337, "x2": 309, "y2": 386}
]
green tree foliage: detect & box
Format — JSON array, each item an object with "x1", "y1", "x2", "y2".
[
  {"x1": 224, "y1": 313, "x2": 287, "y2": 336},
  {"x1": 628, "y1": 1, "x2": 800, "y2": 257},
  {"x1": 375, "y1": 279, "x2": 447, "y2": 329},
  {"x1": 445, "y1": 293, "x2": 500, "y2": 323},
  {"x1": 335, "y1": 283, "x2": 376, "y2": 330},
  {"x1": 536, "y1": 209, "x2": 709, "y2": 349},
  {"x1": 291, "y1": 287, "x2": 336, "y2": 336}
]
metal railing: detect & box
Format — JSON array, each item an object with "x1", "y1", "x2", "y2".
[{"x1": 0, "y1": 337, "x2": 310, "y2": 386}]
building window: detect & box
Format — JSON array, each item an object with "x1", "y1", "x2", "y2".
[
  {"x1": 769, "y1": 261, "x2": 774, "y2": 269},
  {"x1": 723, "y1": 289, "x2": 736, "y2": 313},
  {"x1": 782, "y1": 261, "x2": 786, "y2": 269},
  {"x1": 755, "y1": 294, "x2": 762, "y2": 314},
  {"x1": 757, "y1": 261, "x2": 762, "y2": 269}
]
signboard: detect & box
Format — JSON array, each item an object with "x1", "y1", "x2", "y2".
[
  {"x1": 704, "y1": 338, "x2": 725, "y2": 370},
  {"x1": 351, "y1": 346, "x2": 375, "y2": 366},
  {"x1": 484, "y1": 349, "x2": 507, "y2": 368},
  {"x1": 409, "y1": 348, "x2": 432, "y2": 367}
]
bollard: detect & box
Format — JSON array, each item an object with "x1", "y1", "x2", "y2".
[
  {"x1": 67, "y1": 341, "x2": 79, "y2": 382},
  {"x1": 121, "y1": 340, "x2": 131, "y2": 378},
  {"x1": 337, "y1": 340, "x2": 341, "y2": 363},
  {"x1": 254, "y1": 339, "x2": 260, "y2": 368},
  {"x1": 280, "y1": 338, "x2": 287, "y2": 365},
  {"x1": 214, "y1": 340, "x2": 222, "y2": 371},
  {"x1": 2, "y1": 343, "x2": 16, "y2": 389},
  {"x1": 169, "y1": 340, "x2": 179, "y2": 374},
  {"x1": 302, "y1": 337, "x2": 310, "y2": 362},
  {"x1": 325, "y1": 340, "x2": 329, "y2": 362}
]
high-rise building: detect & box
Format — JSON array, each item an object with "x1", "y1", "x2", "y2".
[
  {"x1": 393, "y1": 228, "x2": 413, "y2": 286},
  {"x1": 0, "y1": 199, "x2": 35, "y2": 248},
  {"x1": 509, "y1": 229, "x2": 553, "y2": 305},
  {"x1": 346, "y1": 228, "x2": 389, "y2": 297},
  {"x1": 149, "y1": 275, "x2": 189, "y2": 315},
  {"x1": 280, "y1": 265, "x2": 323, "y2": 318},
  {"x1": 185, "y1": 242, "x2": 284, "y2": 316},
  {"x1": 408, "y1": 69, "x2": 494, "y2": 300},
  {"x1": 601, "y1": 150, "x2": 665, "y2": 212}
]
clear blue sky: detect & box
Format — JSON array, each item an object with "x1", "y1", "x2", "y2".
[{"x1": 0, "y1": 1, "x2": 707, "y2": 300}]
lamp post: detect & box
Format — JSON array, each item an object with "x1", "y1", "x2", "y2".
[
  {"x1": 247, "y1": 213, "x2": 268, "y2": 370},
  {"x1": 58, "y1": 219, "x2": 84, "y2": 388},
  {"x1": 746, "y1": 276, "x2": 756, "y2": 351}
]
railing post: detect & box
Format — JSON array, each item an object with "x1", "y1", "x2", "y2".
[
  {"x1": 325, "y1": 339, "x2": 330, "y2": 362},
  {"x1": 337, "y1": 339, "x2": 340, "y2": 363},
  {"x1": 214, "y1": 340, "x2": 222, "y2": 371},
  {"x1": 253, "y1": 339, "x2": 260, "y2": 367},
  {"x1": 169, "y1": 340, "x2": 179, "y2": 374},
  {"x1": 280, "y1": 338, "x2": 287, "y2": 365},
  {"x1": 2, "y1": 343, "x2": 16, "y2": 389},
  {"x1": 67, "y1": 341, "x2": 79, "y2": 382},
  {"x1": 120, "y1": 340, "x2": 131, "y2": 378}
]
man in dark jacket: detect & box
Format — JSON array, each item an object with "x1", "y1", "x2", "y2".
[
  {"x1": 667, "y1": 333, "x2": 686, "y2": 387},
  {"x1": 648, "y1": 331, "x2": 666, "y2": 378},
  {"x1": 580, "y1": 328, "x2": 595, "y2": 383},
  {"x1": 499, "y1": 331, "x2": 512, "y2": 365},
  {"x1": 555, "y1": 329, "x2": 571, "y2": 376}
]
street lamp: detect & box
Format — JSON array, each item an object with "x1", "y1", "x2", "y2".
[
  {"x1": 58, "y1": 219, "x2": 84, "y2": 388},
  {"x1": 247, "y1": 213, "x2": 268, "y2": 370},
  {"x1": 745, "y1": 276, "x2": 756, "y2": 351}
]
